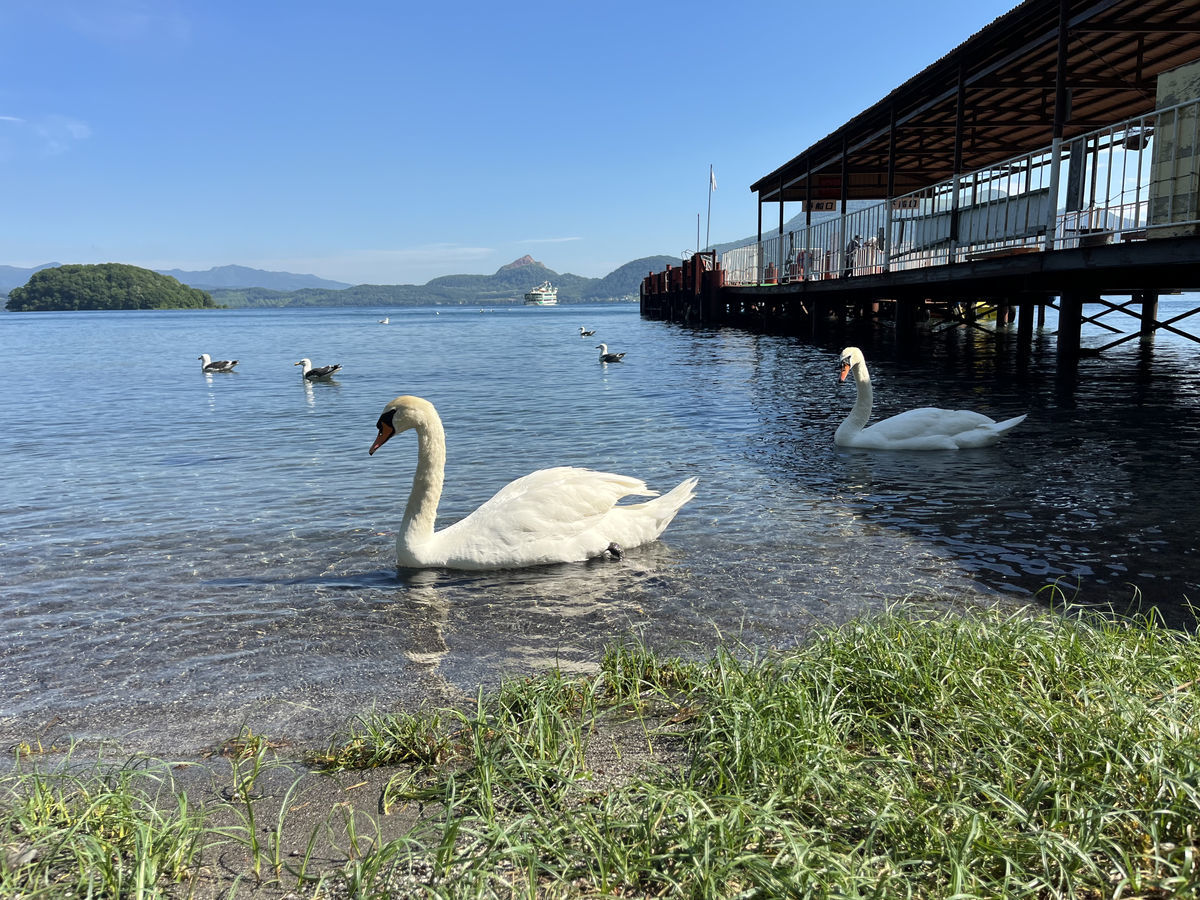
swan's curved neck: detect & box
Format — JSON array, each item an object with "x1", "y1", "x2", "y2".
[
  {"x1": 837, "y1": 361, "x2": 874, "y2": 439},
  {"x1": 403, "y1": 413, "x2": 446, "y2": 546}
]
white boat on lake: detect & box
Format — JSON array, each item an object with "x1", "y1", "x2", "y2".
[{"x1": 523, "y1": 281, "x2": 558, "y2": 306}]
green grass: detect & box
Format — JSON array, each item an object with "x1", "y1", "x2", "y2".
[
  {"x1": 324, "y1": 605, "x2": 1200, "y2": 898},
  {"x1": 4, "y1": 603, "x2": 1200, "y2": 898},
  {"x1": 0, "y1": 753, "x2": 207, "y2": 898}
]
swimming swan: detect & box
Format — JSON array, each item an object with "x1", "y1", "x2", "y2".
[
  {"x1": 835, "y1": 347, "x2": 1026, "y2": 450},
  {"x1": 369, "y1": 395, "x2": 697, "y2": 569}
]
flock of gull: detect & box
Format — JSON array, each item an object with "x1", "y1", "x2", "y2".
[
  {"x1": 196, "y1": 335, "x2": 1024, "y2": 571},
  {"x1": 197, "y1": 324, "x2": 626, "y2": 382},
  {"x1": 198, "y1": 354, "x2": 343, "y2": 380}
]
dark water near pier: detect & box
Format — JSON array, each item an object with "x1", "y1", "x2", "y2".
[{"x1": 1, "y1": 301, "x2": 1196, "y2": 754}]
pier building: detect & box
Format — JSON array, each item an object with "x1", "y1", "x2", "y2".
[{"x1": 641, "y1": 0, "x2": 1200, "y2": 365}]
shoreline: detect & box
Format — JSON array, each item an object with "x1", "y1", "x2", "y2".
[{"x1": 6, "y1": 602, "x2": 1200, "y2": 898}]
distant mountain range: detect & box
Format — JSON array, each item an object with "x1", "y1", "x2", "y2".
[
  {"x1": 0, "y1": 254, "x2": 678, "y2": 306},
  {"x1": 156, "y1": 265, "x2": 352, "y2": 292},
  {"x1": 0, "y1": 262, "x2": 349, "y2": 294},
  {"x1": 0, "y1": 263, "x2": 59, "y2": 294}
]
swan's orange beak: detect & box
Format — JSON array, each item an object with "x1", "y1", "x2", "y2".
[
  {"x1": 839, "y1": 363, "x2": 851, "y2": 382},
  {"x1": 369, "y1": 423, "x2": 394, "y2": 455}
]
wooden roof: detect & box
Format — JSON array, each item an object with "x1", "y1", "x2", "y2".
[{"x1": 751, "y1": 0, "x2": 1200, "y2": 204}]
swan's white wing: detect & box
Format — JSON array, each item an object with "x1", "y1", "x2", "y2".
[
  {"x1": 854, "y1": 408, "x2": 1023, "y2": 450},
  {"x1": 428, "y1": 467, "x2": 660, "y2": 568}
]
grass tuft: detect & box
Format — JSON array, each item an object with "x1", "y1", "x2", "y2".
[{"x1": 0, "y1": 754, "x2": 207, "y2": 898}]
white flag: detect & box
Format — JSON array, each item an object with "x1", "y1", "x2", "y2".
[{"x1": 709, "y1": 166, "x2": 717, "y2": 192}]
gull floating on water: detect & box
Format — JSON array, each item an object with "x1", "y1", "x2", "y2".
[
  {"x1": 379, "y1": 317, "x2": 389, "y2": 324},
  {"x1": 596, "y1": 343, "x2": 625, "y2": 363},
  {"x1": 294, "y1": 358, "x2": 343, "y2": 380},
  {"x1": 198, "y1": 354, "x2": 238, "y2": 373},
  {"x1": 580, "y1": 326, "x2": 596, "y2": 337}
]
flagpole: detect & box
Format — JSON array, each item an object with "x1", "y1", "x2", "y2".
[{"x1": 705, "y1": 165, "x2": 715, "y2": 250}]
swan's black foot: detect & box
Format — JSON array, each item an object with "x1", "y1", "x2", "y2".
[{"x1": 602, "y1": 541, "x2": 624, "y2": 561}]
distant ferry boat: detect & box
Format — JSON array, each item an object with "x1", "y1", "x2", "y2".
[{"x1": 523, "y1": 280, "x2": 558, "y2": 306}]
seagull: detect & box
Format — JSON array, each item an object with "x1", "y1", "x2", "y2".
[
  {"x1": 596, "y1": 343, "x2": 625, "y2": 363},
  {"x1": 580, "y1": 326, "x2": 596, "y2": 337},
  {"x1": 294, "y1": 358, "x2": 343, "y2": 380},
  {"x1": 379, "y1": 317, "x2": 389, "y2": 324},
  {"x1": 198, "y1": 354, "x2": 238, "y2": 373}
]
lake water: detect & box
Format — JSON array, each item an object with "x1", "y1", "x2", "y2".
[{"x1": 2, "y1": 301, "x2": 1197, "y2": 755}]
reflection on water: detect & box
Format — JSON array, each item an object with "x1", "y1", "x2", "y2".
[
  {"x1": 301, "y1": 376, "x2": 342, "y2": 408},
  {"x1": 1, "y1": 303, "x2": 1197, "y2": 754}
]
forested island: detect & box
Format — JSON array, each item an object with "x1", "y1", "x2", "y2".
[{"x1": 5, "y1": 263, "x2": 215, "y2": 311}]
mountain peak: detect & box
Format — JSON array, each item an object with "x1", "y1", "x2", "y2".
[{"x1": 498, "y1": 254, "x2": 542, "y2": 272}]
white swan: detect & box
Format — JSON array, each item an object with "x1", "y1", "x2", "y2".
[
  {"x1": 198, "y1": 353, "x2": 237, "y2": 373},
  {"x1": 294, "y1": 358, "x2": 342, "y2": 380},
  {"x1": 835, "y1": 347, "x2": 1026, "y2": 450},
  {"x1": 369, "y1": 395, "x2": 697, "y2": 569},
  {"x1": 596, "y1": 343, "x2": 625, "y2": 362}
]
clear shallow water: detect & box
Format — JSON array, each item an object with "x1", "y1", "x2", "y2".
[{"x1": 2, "y1": 301, "x2": 1197, "y2": 754}]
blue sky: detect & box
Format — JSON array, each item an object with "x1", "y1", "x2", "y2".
[{"x1": 1, "y1": 0, "x2": 1017, "y2": 286}]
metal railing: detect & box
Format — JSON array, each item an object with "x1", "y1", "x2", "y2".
[{"x1": 721, "y1": 97, "x2": 1200, "y2": 285}]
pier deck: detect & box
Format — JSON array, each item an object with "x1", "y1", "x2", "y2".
[{"x1": 643, "y1": 0, "x2": 1200, "y2": 365}]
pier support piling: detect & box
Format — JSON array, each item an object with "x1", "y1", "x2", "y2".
[
  {"x1": 1138, "y1": 290, "x2": 1160, "y2": 340},
  {"x1": 1058, "y1": 292, "x2": 1085, "y2": 362}
]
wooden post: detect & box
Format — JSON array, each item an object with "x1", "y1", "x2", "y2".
[
  {"x1": 811, "y1": 298, "x2": 827, "y2": 340},
  {"x1": 1017, "y1": 295, "x2": 1034, "y2": 346},
  {"x1": 1139, "y1": 289, "x2": 1159, "y2": 340},
  {"x1": 1058, "y1": 292, "x2": 1084, "y2": 362},
  {"x1": 896, "y1": 297, "x2": 918, "y2": 347}
]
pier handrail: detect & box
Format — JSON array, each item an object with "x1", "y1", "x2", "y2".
[{"x1": 721, "y1": 97, "x2": 1200, "y2": 285}]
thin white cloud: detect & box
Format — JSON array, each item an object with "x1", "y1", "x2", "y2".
[
  {"x1": 32, "y1": 115, "x2": 91, "y2": 155},
  {"x1": 58, "y1": 0, "x2": 191, "y2": 43},
  {"x1": 0, "y1": 113, "x2": 89, "y2": 158},
  {"x1": 518, "y1": 236, "x2": 582, "y2": 244}
]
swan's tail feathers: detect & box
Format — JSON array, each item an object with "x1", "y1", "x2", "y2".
[
  {"x1": 990, "y1": 413, "x2": 1027, "y2": 434},
  {"x1": 599, "y1": 475, "x2": 697, "y2": 555},
  {"x1": 643, "y1": 476, "x2": 698, "y2": 536},
  {"x1": 954, "y1": 413, "x2": 1027, "y2": 448}
]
